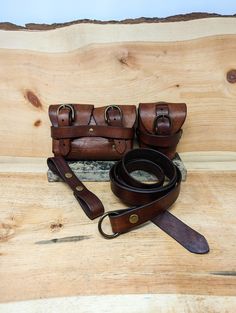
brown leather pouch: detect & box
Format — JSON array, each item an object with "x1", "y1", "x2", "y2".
[
  {"x1": 49, "y1": 104, "x2": 137, "y2": 160},
  {"x1": 137, "y1": 102, "x2": 187, "y2": 159}
]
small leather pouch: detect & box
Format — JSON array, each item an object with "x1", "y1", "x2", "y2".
[
  {"x1": 49, "y1": 104, "x2": 137, "y2": 160},
  {"x1": 137, "y1": 102, "x2": 187, "y2": 159}
]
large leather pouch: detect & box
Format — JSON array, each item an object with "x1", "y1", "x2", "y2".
[
  {"x1": 137, "y1": 102, "x2": 187, "y2": 159},
  {"x1": 49, "y1": 104, "x2": 137, "y2": 160}
]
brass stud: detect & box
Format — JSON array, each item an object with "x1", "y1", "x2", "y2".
[
  {"x1": 89, "y1": 128, "x2": 94, "y2": 132},
  {"x1": 65, "y1": 172, "x2": 72, "y2": 179},
  {"x1": 112, "y1": 144, "x2": 116, "y2": 150},
  {"x1": 76, "y1": 185, "x2": 84, "y2": 192},
  {"x1": 129, "y1": 214, "x2": 139, "y2": 224}
]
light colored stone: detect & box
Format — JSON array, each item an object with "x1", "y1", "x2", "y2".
[{"x1": 47, "y1": 153, "x2": 187, "y2": 182}]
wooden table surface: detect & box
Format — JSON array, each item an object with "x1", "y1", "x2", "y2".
[{"x1": 0, "y1": 154, "x2": 235, "y2": 312}]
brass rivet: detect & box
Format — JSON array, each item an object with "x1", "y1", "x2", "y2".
[
  {"x1": 89, "y1": 128, "x2": 94, "y2": 132},
  {"x1": 65, "y1": 172, "x2": 72, "y2": 179},
  {"x1": 76, "y1": 185, "x2": 84, "y2": 192},
  {"x1": 112, "y1": 144, "x2": 116, "y2": 150},
  {"x1": 129, "y1": 214, "x2": 139, "y2": 224}
]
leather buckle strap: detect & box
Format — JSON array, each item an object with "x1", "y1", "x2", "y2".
[
  {"x1": 104, "y1": 105, "x2": 126, "y2": 154},
  {"x1": 98, "y1": 148, "x2": 209, "y2": 254},
  {"x1": 104, "y1": 105, "x2": 123, "y2": 124},
  {"x1": 153, "y1": 114, "x2": 171, "y2": 134},
  {"x1": 153, "y1": 104, "x2": 171, "y2": 135},
  {"x1": 57, "y1": 104, "x2": 75, "y2": 122}
]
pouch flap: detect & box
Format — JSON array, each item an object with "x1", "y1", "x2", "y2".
[{"x1": 139, "y1": 102, "x2": 187, "y2": 134}]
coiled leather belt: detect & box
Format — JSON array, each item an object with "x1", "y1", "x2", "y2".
[
  {"x1": 98, "y1": 148, "x2": 209, "y2": 254},
  {"x1": 48, "y1": 148, "x2": 209, "y2": 254}
]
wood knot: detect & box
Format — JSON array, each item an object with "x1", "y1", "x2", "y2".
[
  {"x1": 34, "y1": 119, "x2": 42, "y2": 127},
  {"x1": 0, "y1": 223, "x2": 16, "y2": 242},
  {"x1": 50, "y1": 221, "x2": 64, "y2": 232},
  {"x1": 117, "y1": 49, "x2": 130, "y2": 66},
  {"x1": 25, "y1": 90, "x2": 43, "y2": 109},
  {"x1": 226, "y1": 70, "x2": 236, "y2": 83}
]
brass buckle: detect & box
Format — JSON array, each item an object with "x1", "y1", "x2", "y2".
[
  {"x1": 98, "y1": 211, "x2": 120, "y2": 239},
  {"x1": 104, "y1": 105, "x2": 122, "y2": 123},
  {"x1": 57, "y1": 104, "x2": 75, "y2": 122}
]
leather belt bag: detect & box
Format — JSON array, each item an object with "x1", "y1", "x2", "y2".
[
  {"x1": 137, "y1": 102, "x2": 187, "y2": 159},
  {"x1": 49, "y1": 104, "x2": 137, "y2": 160},
  {"x1": 98, "y1": 148, "x2": 209, "y2": 254}
]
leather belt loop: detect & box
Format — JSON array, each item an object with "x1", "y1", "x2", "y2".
[
  {"x1": 47, "y1": 156, "x2": 104, "y2": 220},
  {"x1": 98, "y1": 148, "x2": 209, "y2": 254}
]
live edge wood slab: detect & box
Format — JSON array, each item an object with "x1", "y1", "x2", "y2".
[{"x1": 0, "y1": 13, "x2": 236, "y2": 312}]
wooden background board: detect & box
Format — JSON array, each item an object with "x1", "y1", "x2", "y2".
[{"x1": 0, "y1": 16, "x2": 236, "y2": 157}]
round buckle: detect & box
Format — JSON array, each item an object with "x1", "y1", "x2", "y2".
[
  {"x1": 57, "y1": 104, "x2": 75, "y2": 122},
  {"x1": 98, "y1": 211, "x2": 120, "y2": 239},
  {"x1": 104, "y1": 105, "x2": 122, "y2": 123}
]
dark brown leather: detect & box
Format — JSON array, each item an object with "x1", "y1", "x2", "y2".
[
  {"x1": 137, "y1": 102, "x2": 187, "y2": 159},
  {"x1": 98, "y1": 148, "x2": 209, "y2": 254},
  {"x1": 49, "y1": 104, "x2": 137, "y2": 160},
  {"x1": 47, "y1": 156, "x2": 104, "y2": 219}
]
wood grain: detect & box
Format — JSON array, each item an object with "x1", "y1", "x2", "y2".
[
  {"x1": 0, "y1": 168, "x2": 235, "y2": 302},
  {"x1": 0, "y1": 17, "x2": 236, "y2": 157},
  {"x1": 1, "y1": 152, "x2": 236, "y2": 174}
]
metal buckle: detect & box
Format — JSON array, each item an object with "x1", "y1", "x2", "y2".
[
  {"x1": 153, "y1": 114, "x2": 171, "y2": 133},
  {"x1": 98, "y1": 211, "x2": 120, "y2": 239},
  {"x1": 57, "y1": 104, "x2": 75, "y2": 122},
  {"x1": 104, "y1": 105, "x2": 122, "y2": 123}
]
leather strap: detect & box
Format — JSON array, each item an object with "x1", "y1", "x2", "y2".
[
  {"x1": 51, "y1": 125, "x2": 134, "y2": 140},
  {"x1": 98, "y1": 148, "x2": 209, "y2": 254},
  {"x1": 154, "y1": 103, "x2": 172, "y2": 135},
  {"x1": 137, "y1": 129, "x2": 182, "y2": 148},
  {"x1": 47, "y1": 156, "x2": 104, "y2": 220},
  {"x1": 105, "y1": 105, "x2": 127, "y2": 154}
]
